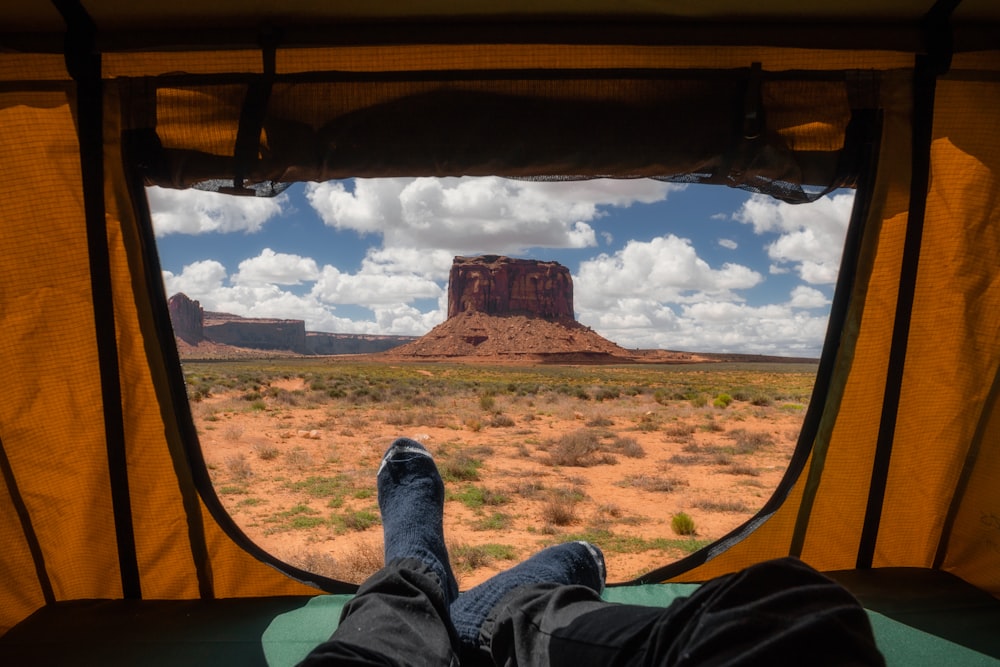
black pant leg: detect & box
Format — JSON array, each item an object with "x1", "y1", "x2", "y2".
[
  {"x1": 488, "y1": 557, "x2": 884, "y2": 667},
  {"x1": 298, "y1": 557, "x2": 459, "y2": 667}
]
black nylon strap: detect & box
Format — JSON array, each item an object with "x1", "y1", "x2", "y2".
[
  {"x1": 855, "y1": 0, "x2": 958, "y2": 570},
  {"x1": 52, "y1": 0, "x2": 142, "y2": 599},
  {"x1": 224, "y1": 30, "x2": 278, "y2": 195},
  {"x1": 855, "y1": 55, "x2": 937, "y2": 569}
]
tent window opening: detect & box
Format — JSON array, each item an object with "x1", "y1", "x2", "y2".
[
  {"x1": 148, "y1": 177, "x2": 854, "y2": 585},
  {"x1": 133, "y1": 65, "x2": 875, "y2": 584}
]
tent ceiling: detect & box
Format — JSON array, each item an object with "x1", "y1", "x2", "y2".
[{"x1": 1, "y1": 1, "x2": 997, "y2": 53}]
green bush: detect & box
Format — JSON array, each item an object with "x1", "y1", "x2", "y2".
[
  {"x1": 343, "y1": 510, "x2": 380, "y2": 531},
  {"x1": 671, "y1": 512, "x2": 697, "y2": 536},
  {"x1": 440, "y1": 455, "x2": 482, "y2": 482},
  {"x1": 713, "y1": 393, "x2": 733, "y2": 408}
]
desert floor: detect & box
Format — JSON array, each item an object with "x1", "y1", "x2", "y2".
[{"x1": 189, "y1": 359, "x2": 814, "y2": 588}]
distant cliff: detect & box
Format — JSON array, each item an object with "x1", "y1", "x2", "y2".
[{"x1": 167, "y1": 293, "x2": 414, "y2": 356}]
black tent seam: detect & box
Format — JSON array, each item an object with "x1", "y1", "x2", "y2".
[
  {"x1": 788, "y1": 108, "x2": 883, "y2": 558},
  {"x1": 855, "y1": 0, "x2": 956, "y2": 568},
  {"x1": 121, "y1": 126, "x2": 215, "y2": 599},
  {"x1": 933, "y1": 366, "x2": 1000, "y2": 567},
  {"x1": 855, "y1": 55, "x2": 937, "y2": 570},
  {"x1": 228, "y1": 31, "x2": 278, "y2": 194},
  {"x1": 52, "y1": 0, "x2": 142, "y2": 599},
  {"x1": 622, "y1": 103, "x2": 882, "y2": 585},
  {"x1": 0, "y1": 437, "x2": 55, "y2": 604}
]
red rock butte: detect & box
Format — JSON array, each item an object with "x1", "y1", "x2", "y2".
[
  {"x1": 385, "y1": 255, "x2": 636, "y2": 361},
  {"x1": 448, "y1": 255, "x2": 574, "y2": 320}
]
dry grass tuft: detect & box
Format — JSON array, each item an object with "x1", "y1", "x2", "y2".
[
  {"x1": 225, "y1": 454, "x2": 253, "y2": 481},
  {"x1": 619, "y1": 474, "x2": 688, "y2": 493}
]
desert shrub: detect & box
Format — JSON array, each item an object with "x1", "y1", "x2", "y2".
[
  {"x1": 464, "y1": 417, "x2": 483, "y2": 432},
  {"x1": 634, "y1": 412, "x2": 661, "y2": 432},
  {"x1": 597, "y1": 503, "x2": 624, "y2": 519},
  {"x1": 249, "y1": 399, "x2": 267, "y2": 412},
  {"x1": 284, "y1": 447, "x2": 314, "y2": 469},
  {"x1": 479, "y1": 393, "x2": 496, "y2": 411},
  {"x1": 342, "y1": 510, "x2": 380, "y2": 531},
  {"x1": 586, "y1": 416, "x2": 615, "y2": 427},
  {"x1": 671, "y1": 512, "x2": 697, "y2": 536},
  {"x1": 474, "y1": 512, "x2": 513, "y2": 531},
  {"x1": 225, "y1": 454, "x2": 252, "y2": 481},
  {"x1": 710, "y1": 450, "x2": 734, "y2": 465},
  {"x1": 728, "y1": 429, "x2": 775, "y2": 453},
  {"x1": 314, "y1": 539, "x2": 384, "y2": 584},
  {"x1": 384, "y1": 410, "x2": 415, "y2": 426},
  {"x1": 689, "y1": 394, "x2": 709, "y2": 408},
  {"x1": 701, "y1": 418, "x2": 725, "y2": 432},
  {"x1": 440, "y1": 455, "x2": 482, "y2": 482},
  {"x1": 547, "y1": 430, "x2": 616, "y2": 467},
  {"x1": 541, "y1": 497, "x2": 577, "y2": 526},
  {"x1": 509, "y1": 479, "x2": 545, "y2": 498},
  {"x1": 253, "y1": 442, "x2": 280, "y2": 460},
  {"x1": 449, "y1": 485, "x2": 509, "y2": 509},
  {"x1": 663, "y1": 423, "x2": 696, "y2": 438},
  {"x1": 452, "y1": 543, "x2": 518, "y2": 571},
  {"x1": 289, "y1": 515, "x2": 326, "y2": 530},
  {"x1": 594, "y1": 387, "x2": 620, "y2": 402},
  {"x1": 750, "y1": 393, "x2": 774, "y2": 407},
  {"x1": 619, "y1": 474, "x2": 688, "y2": 493},
  {"x1": 727, "y1": 464, "x2": 760, "y2": 476},
  {"x1": 609, "y1": 436, "x2": 645, "y2": 458},
  {"x1": 713, "y1": 393, "x2": 733, "y2": 408},
  {"x1": 693, "y1": 498, "x2": 750, "y2": 513},
  {"x1": 489, "y1": 414, "x2": 516, "y2": 428}
]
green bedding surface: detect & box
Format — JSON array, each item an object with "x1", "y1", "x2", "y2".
[
  {"x1": 2, "y1": 569, "x2": 997, "y2": 666},
  {"x1": 262, "y1": 581, "x2": 1000, "y2": 667}
]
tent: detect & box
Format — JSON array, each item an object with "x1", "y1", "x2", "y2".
[{"x1": 1, "y1": 0, "x2": 999, "y2": 663}]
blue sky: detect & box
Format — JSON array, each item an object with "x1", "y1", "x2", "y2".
[{"x1": 149, "y1": 178, "x2": 854, "y2": 357}]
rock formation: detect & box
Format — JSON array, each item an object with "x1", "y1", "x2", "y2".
[
  {"x1": 203, "y1": 313, "x2": 308, "y2": 352},
  {"x1": 168, "y1": 293, "x2": 204, "y2": 344},
  {"x1": 387, "y1": 255, "x2": 633, "y2": 360},
  {"x1": 167, "y1": 294, "x2": 414, "y2": 357},
  {"x1": 448, "y1": 255, "x2": 573, "y2": 319}
]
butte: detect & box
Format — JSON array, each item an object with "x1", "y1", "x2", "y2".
[{"x1": 383, "y1": 255, "x2": 634, "y2": 362}]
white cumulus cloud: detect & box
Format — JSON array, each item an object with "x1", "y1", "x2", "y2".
[
  {"x1": 305, "y1": 177, "x2": 680, "y2": 256},
  {"x1": 232, "y1": 249, "x2": 319, "y2": 287},
  {"x1": 734, "y1": 192, "x2": 854, "y2": 285},
  {"x1": 148, "y1": 186, "x2": 287, "y2": 236},
  {"x1": 575, "y1": 234, "x2": 762, "y2": 308}
]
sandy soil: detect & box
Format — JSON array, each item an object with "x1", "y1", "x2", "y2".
[{"x1": 195, "y1": 375, "x2": 805, "y2": 589}]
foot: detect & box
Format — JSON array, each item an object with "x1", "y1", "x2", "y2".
[
  {"x1": 378, "y1": 438, "x2": 458, "y2": 603},
  {"x1": 450, "y1": 541, "x2": 605, "y2": 652}
]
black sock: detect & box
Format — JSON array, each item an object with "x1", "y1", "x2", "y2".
[
  {"x1": 450, "y1": 541, "x2": 605, "y2": 651},
  {"x1": 377, "y1": 438, "x2": 459, "y2": 603}
]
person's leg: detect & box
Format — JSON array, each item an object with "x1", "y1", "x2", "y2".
[
  {"x1": 484, "y1": 557, "x2": 884, "y2": 667},
  {"x1": 449, "y1": 541, "x2": 606, "y2": 665},
  {"x1": 298, "y1": 439, "x2": 460, "y2": 667}
]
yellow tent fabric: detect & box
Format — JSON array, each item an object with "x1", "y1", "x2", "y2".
[{"x1": 1, "y1": 0, "x2": 999, "y2": 646}]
